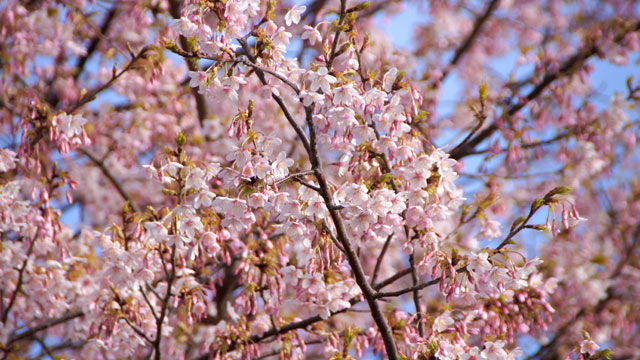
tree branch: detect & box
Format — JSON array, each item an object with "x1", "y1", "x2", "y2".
[
  {"x1": 5, "y1": 311, "x2": 85, "y2": 347},
  {"x1": 409, "y1": 252, "x2": 425, "y2": 337},
  {"x1": 371, "y1": 234, "x2": 393, "y2": 285},
  {"x1": 193, "y1": 299, "x2": 358, "y2": 360},
  {"x1": 377, "y1": 193, "x2": 549, "y2": 299},
  {"x1": 440, "y1": 0, "x2": 501, "y2": 83},
  {"x1": 373, "y1": 267, "x2": 411, "y2": 290},
  {"x1": 68, "y1": 47, "x2": 151, "y2": 114},
  {"x1": 1, "y1": 234, "x2": 37, "y2": 323},
  {"x1": 326, "y1": 0, "x2": 348, "y2": 70},
  {"x1": 121, "y1": 315, "x2": 154, "y2": 344},
  {"x1": 169, "y1": 0, "x2": 209, "y2": 127},
  {"x1": 237, "y1": 39, "x2": 312, "y2": 156},
  {"x1": 192, "y1": 260, "x2": 411, "y2": 360},
  {"x1": 450, "y1": 20, "x2": 640, "y2": 160},
  {"x1": 207, "y1": 36, "x2": 401, "y2": 360},
  {"x1": 153, "y1": 243, "x2": 177, "y2": 360},
  {"x1": 73, "y1": 6, "x2": 118, "y2": 81},
  {"x1": 303, "y1": 93, "x2": 400, "y2": 360},
  {"x1": 78, "y1": 148, "x2": 141, "y2": 213},
  {"x1": 527, "y1": 225, "x2": 640, "y2": 360}
]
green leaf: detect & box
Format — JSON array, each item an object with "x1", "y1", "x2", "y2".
[
  {"x1": 592, "y1": 349, "x2": 613, "y2": 360},
  {"x1": 510, "y1": 216, "x2": 526, "y2": 233},
  {"x1": 175, "y1": 131, "x2": 186, "y2": 146}
]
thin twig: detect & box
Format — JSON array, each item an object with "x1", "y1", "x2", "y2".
[
  {"x1": 154, "y1": 243, "x2": 177, "y2": 360},
  {"x1": 122, "y1": 315, "x2": 155, "y2": 344},
  {"x1": 68, "y1": 47, "x2": 150, "y2": 114},
  {"x1": 440, "y1": 0, "x2": 501, "y2": 83},
  {"x1": 193, "y1": 298, "x2": 358, "y2": 360},
  {"x1": 74, "y1": 6, "x2": 118, "y2": 81},
  {"x1": 370, "y1": 124, "x2": 425, "y2": 338},
  {"x1": 273, "y1": 170, "x2": 315, "y2": 186},
  {"x1": 237, "y1": 39, "x2": 312, "y2": 156},
  {"x1": 526, "y1": 225, "x2": 640, "y2": 360},
  {"x1": 375, "y1": 275, "x2": 447, "y2": 299},
  {"x1": 169, "y1": 0, "x2": 208, "y2": 127},
  {"x1": 292, "y1": 177, "x2": 321, "y2": 192},
  {"x1": 409, "y1": 252, "x2": 425, "y2": 337},
  {"x1": 326, "y1": 0, "x2": 348, "y2": 70},
  {"x1": 371, "y1": 234, "x2": 393, "y2": 285},
  {"x1": 377, "y1": 195, "x2": 548, "y2": 299},
  {"x1": 322, "y1": 219, "x2": 346, "y2": 254},
  {"x1": 78, "y1": 148, "x2": 141, "y2": 213},
  {"x1": 140, "y1": 285, "x2": 159, "y2": 321},
  {"x1": 372, "y1": 267, "x2": 411, "y2": 290},
  {"x1": 2, "y1": 234, "x2": 38, "y2": 323},
  {"x1": 5, "y1": 311, "x2": 85, "y2": 346}
]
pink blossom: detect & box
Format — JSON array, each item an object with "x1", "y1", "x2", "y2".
[
  {"x1": 52, "y1": 112, "x2": 87, "y2": 137},
  {"x1": 308, "y1": 67, "x2": 336, "y2": 93},
  {"x1": 302, "y1": 25, "x2": 322, "y2": 45},
  {"x1": 0, "y1": 149, "x2": 17, "y2": 172},
  {"x1": 579, "y1": 339, "x2": 600, "y2": 355},
  {"x1": 284, "y1": 4, "x2": 306, "y2": 26}
]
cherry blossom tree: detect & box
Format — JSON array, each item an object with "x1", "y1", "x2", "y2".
[{"x1": 1, "y1": 0, "x2": 639, "y2": 359}]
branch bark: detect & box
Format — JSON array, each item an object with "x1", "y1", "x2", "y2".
[
  {"x1": 450, "y1": 20, "x2": 640, "y2": 160},
  {"x1": 1, "y1": 233, "x2": 37, "y2": 323},
  {"x1": 5, "y1": 311, "x2": 85, "y2": 347},
  {"x1": 74, "y1": 6, "x2": 118, "y2": 81},
  {"x1": 169, "y1": 0, "x2": 209, "y2": 127},
  {"x1": 439, "y1": 0, "x2": 501, "y2": 83},
  {"x1": 188, "y1": 35, "x2": 401, "y2": 360},
  {"x1": 78, "y1": 148, "x2": 141, "y2": 213}
]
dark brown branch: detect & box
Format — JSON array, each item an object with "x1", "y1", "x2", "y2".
[
  {"x1": 371, "y1": 234, "x2": 393, "y2": 285},
  {"x1": 373, "y1": 267, "x2": 411, "y2": 290},
  {"x1": 234, "y1": 59, "x2": 301, "y2": 94},
  {"x1": 1, "y1": 235, "x2": 37, "y2": 323},
  {"x1": 292, "y1": 177, "x2": 321, "y2": 192},
  {"x1": 122, "y1": 315, "x2": 154, "y2": 344},
  {"x1": 169, "y1": 0, "x2": 209, "y2": 127},
  {"x1": 326, "y1": 0, "x2": 348, "y2": 70},
  {"x1": 464, "y1": 130, "x2": 572, "y2": 156},
  {"x1": 140, "y1": 285, "x2": 159, "y2": 321},
  {"x1": 28, "y1": 47, "x2": 150, "y2": 149},
  {"x1": 31, "y1": 335, "x2": 55, "y2": 358},
  {"x1": 193, "y1": 299, "x2": 358, "y2": 360},
  {"x1": 440, "y1": 0, "x2": 501, "y2": 83},
  {"x1": 209, "y1": 36, "x2": 400, "y2": 360},
  {"x1": 304, "y1": 99, "x2": 400, "y2": 360},
  {"x1": 409, "y1": 252, "x2": 425, "y2": 337},
  {"x1": 273, "y1": 170, "x2": 315, "y2": 186},
  {"x1": 153, "y1": 243, "x2": 177, "y2": 360},
  {"x1": 377, "y1": 195, "x2": 548, "y2": 299},
  {"x1": 27, "y1": 339, "x2": 85, "y2": 360},
  {"x1": 375, "y1": 275, "x2": 445, "y2": 299},
  {"x1": 5, "y1": 311, "x2": 85, "y2": 346},
  {"x1": 237, "y1": 39, "x2": 312, "y2": 156},
  {"x1": 450, "y1": 20, "x2": 640, "y2": 160},
  {"x1": 74, "y1": 6, "x2": 118, "y2": 81},
  {"x1": 192, "y1": 261, "x2": 409, "y2": 360},
  {"x1": 370, "y1": 125, "x2": 425, "y2": 337},
  {"x1": 78, "y1": 148, "x2": 141, "y2": 213},
  {"x1": 68, "y1": 47, "x2": 150, "y2": 114}
]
